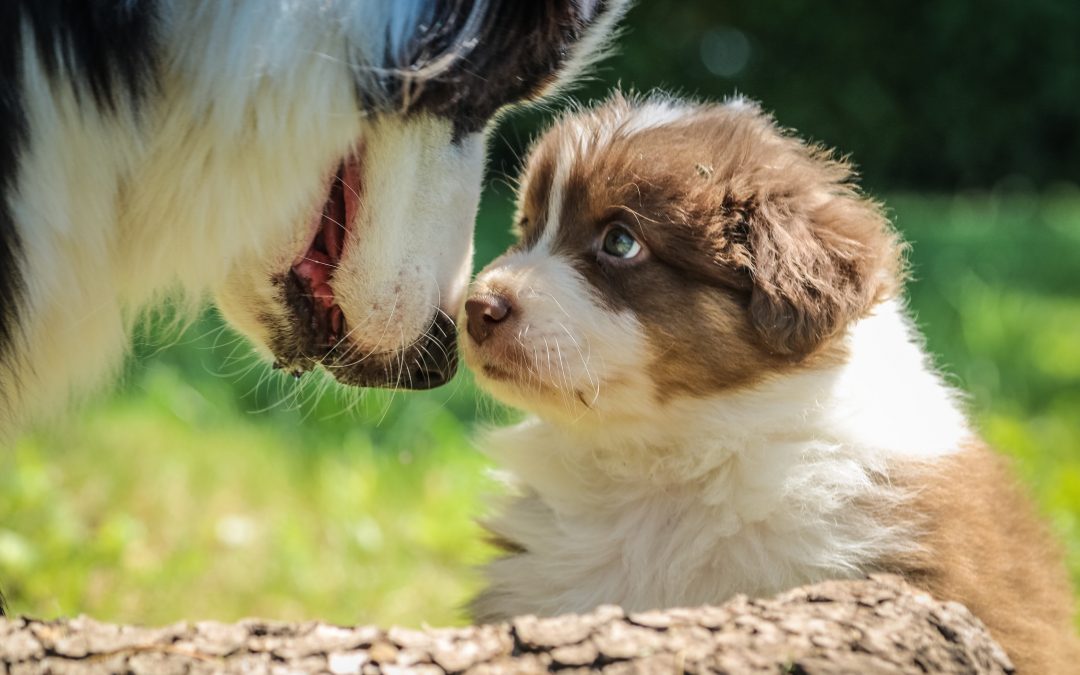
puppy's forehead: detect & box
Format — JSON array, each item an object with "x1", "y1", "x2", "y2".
[{"x1": 518, "y1": 100, "x2": 714, "y2": 251}]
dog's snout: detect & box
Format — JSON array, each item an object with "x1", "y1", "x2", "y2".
[{"x1": 466, "y1": 293, "x2": 513, "y2": 345}]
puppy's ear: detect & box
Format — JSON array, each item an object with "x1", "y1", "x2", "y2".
[{"x1": 738, "y1": 187, "x2": 901, "y2": 357}]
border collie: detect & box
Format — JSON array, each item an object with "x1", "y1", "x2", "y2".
[
  {"x1": 461, "y1": 93, "x2": 1079, "y2": 672},
  {"x1": 0, "y1": 1, "x2": 626, "y2": 436}
]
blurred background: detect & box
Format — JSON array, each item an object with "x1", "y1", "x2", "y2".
[{"x1": 2, "y1": 0, "x2": 1078, "y2": 626}]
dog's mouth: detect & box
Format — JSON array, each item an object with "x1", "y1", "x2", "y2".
[
  {"x1": 269, "y1": 154, "x2": 458, "y2": 390},
  {"x1": 282, "y1": 159, "x2": 354, "y2": 349},
  {"x1": 286, "y1": 158, "x2": 360, "y2": 353}
]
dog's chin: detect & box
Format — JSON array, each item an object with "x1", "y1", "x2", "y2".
[{"x1": 267, "y1": 299, "x2": 459, "y2": 390}]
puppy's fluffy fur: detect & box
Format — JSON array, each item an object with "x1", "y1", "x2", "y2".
[
  {"x1": 0, "y1": 1, "x2": 626, "y2": 435},
  {"x1": 462, "y1": 94, "x2": 1078, "y2": 672}
]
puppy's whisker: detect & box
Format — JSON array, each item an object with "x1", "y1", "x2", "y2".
[
  {"x1": 539, "y1": 291, "x2": 573, "y2": 320},
  {"x1": 557, "y1": 321, "x2": 600, "y2": 406},
  {"x1": 609, "y1": 201, "x2": 659, "y2": 225}
]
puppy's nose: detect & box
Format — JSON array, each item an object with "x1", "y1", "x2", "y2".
[{"x1": 465, "y1": 293, "x2": 512, "y2": 345}]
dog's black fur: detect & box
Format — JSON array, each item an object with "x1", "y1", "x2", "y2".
[
  {"x1": 0, "y1": 2, "x2": 159, "y2": 372},
  {"x1": 383, "y1": 0, "x2": 612, "y2": 140}
]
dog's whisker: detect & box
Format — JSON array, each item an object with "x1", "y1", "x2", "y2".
[
  {"x1": 335, "y1": 174, "x2": 363, "y2": 207},
  {"x1": 299, "y1": 256, "x2": 341, "y2": 270}
]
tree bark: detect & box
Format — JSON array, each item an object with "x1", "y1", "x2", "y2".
[{"x1": 0, "y1": 575, "x2": 1013, "y2": 674}]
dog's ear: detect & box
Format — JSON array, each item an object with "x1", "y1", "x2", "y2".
[
  {"x1": 532, "y1": 0, "x2": 631, "y2": 97},
  {"x1": 729, "y1": 185, "x2": 901, "y2": 358}
]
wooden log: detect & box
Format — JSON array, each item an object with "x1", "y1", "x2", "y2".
[{"x1": 0, "y1": 575, "x2": 1013, "y2": 674}]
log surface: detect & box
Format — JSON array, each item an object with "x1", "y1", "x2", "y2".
[{"x1": 0, "y1": 575, "x2": 1013, "y2": 674}]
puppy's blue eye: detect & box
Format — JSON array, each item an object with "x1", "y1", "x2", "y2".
[{"x1": 601, "y1": 226, "x2": 642, "y2": 259}]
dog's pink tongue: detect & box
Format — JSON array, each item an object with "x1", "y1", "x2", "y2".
[
  {"x1": 293, "y1": 252, "x2": 336, "y2": 311},
  {"x1": 313, "y1": 283, "x2": 335, "y2": 310}
]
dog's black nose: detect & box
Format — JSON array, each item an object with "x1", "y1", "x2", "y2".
[{"x1": 465, "y1": 293, "x2": 512, "y2": 345}]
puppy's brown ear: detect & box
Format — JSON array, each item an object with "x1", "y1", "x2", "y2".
[{"x1": 741, "y1": 188, "x2": 901, "y2": 357}]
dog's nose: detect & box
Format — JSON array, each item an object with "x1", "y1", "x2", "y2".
[{"x1": 465, "y1": 293, "x2": 512, "y2": 345}]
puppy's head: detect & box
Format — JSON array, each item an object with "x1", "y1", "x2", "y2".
[
  {"x1": 216, "y1": 0, "x2": 627, "y2": 390},
  {"x1": 463, "y1": 94, "x2": 904, "y2": 422}
]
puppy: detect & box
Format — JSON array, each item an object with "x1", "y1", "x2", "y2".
[
  {"x1": 462, "y1": 94, "x2": 1078, "y2": 672},
  {"x1": 0, "y1": 1, "x2": 626, "y2": 436}
]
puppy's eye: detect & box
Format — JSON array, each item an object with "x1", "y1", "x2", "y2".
[{"x1": 601, "y1": 225, "x2": 643, "y2": 260}]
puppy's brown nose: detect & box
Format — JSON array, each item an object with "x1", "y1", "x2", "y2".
[{"x1": 465, "y1": 293, "x2": 512, "y2": 345}]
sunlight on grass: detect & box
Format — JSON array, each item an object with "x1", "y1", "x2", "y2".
[
  {"x1": 1, "y1": 190, "x2": 1077, "y2": 626},
  {"x1": 0, "y1": 365, "x2": 501, "y2": 626}
]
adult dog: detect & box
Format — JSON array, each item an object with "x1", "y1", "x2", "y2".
[{"x1": 0, "y1": 1, "x2": 625, "y2": 436}]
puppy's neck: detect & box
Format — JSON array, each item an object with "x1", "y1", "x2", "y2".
[{"x1": 485, "y1": 300, "x2": 971, "y2": 491}]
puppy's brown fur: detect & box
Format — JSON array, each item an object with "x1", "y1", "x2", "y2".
[{"x1": 886, "y1": 446, "x2": 1078, "y2": 673}]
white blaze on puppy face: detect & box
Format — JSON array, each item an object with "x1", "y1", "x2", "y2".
[
  {"x1": 463, "y1": 112, "x2": 661, "y2": 423},
  {"x1": 467, "y1": 245, "x2": 652, "y2": 422},
  {"x1": 464, "y1": 142, "x2": 656, "y2": 423}
]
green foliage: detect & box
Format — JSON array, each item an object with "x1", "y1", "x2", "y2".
[
  {"x1": 1, "y1": 191, "x2": 1078, "y2": 625},
  {"x1": 895, "y1": 189, "x2": 1080, "y2": 571},
  {"x1": 0, "y1": 363, "x2": 503, "y2": 625},
  {"x1": 488, "y1": 1, "x2": 1080, "y2": 191}
]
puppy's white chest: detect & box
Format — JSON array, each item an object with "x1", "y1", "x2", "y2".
[{"x1": 474, "y1": 455, "x2": 884, "y2": 621}]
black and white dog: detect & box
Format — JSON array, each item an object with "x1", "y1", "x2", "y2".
[{"x1": 0, "y1": 1, "x2": 625, "y2": 435}]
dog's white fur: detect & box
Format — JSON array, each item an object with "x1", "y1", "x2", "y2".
[
  {"x1": 0, "y1": 0, "x2": 627, "y2": 434},
  {"x1": 8, "y1": 3, "x2": 362, "y2": 426}
]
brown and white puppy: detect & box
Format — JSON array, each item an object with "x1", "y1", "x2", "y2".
[{"x1": 461, "y1": 94, "x2": 1078, "y2": 672}]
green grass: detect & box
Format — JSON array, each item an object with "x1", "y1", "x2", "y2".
[
  {"x1": 1, "y1": 366, "x2": 501, "y2": 625},
  {"x1": 1, "y1": 189, "x2": 1078, "y2": 626}
]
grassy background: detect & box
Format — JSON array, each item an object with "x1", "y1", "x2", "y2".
[{"x1": 1, "y1": 186, "x2": 1078, "y2": 627}]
